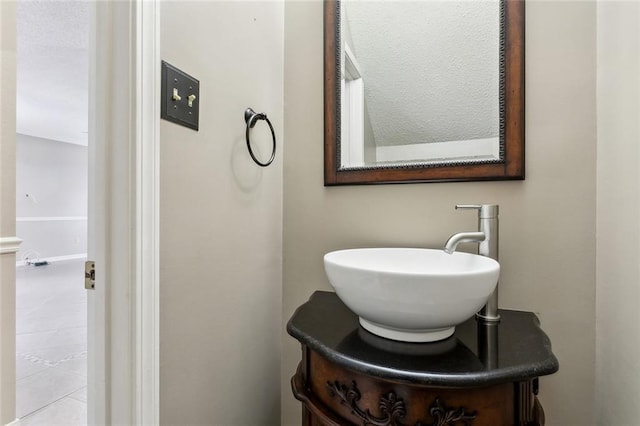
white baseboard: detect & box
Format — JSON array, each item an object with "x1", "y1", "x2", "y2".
[
  {"x1": 16, "y1": 253, "x2": 87, "y2": 267},
  {"x1": 5, "y1": 419, "x2": 21, "y2": 426}
]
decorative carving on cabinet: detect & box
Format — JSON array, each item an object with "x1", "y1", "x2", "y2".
[
  {"x1": 327, "y1": 380, "x2": 477, "y2": 426},
  {"x1": 327, "y1": 380, "x2": 406, "y2": 425},
  {"x1": 429, "y1": 398, "x2": 476, "y2": 426}
]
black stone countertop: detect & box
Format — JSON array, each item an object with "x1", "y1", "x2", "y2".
[{"x1": 287, "y1": 291, "x2": 559, "y2": 387}]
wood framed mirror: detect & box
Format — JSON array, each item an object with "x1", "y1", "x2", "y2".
[{"x1": 324, "y1": 0, "x2": 524, "y2": 185}]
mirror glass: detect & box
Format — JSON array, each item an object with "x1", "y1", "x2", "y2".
[
  {"x1": 340, "y1": 0, "x2": 501, "y2": 168},
  {"x1": 324, "y1": 0, "x2": 524, "y2": 185}
]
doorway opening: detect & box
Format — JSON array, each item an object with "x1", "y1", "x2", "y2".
[{"x1": 15, "y1": 0, "x2": 89, "y2": 423}]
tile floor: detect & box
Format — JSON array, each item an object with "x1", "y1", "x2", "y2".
[{"x1": 16, "y1": 259, "x2": 87, "y2": 425}]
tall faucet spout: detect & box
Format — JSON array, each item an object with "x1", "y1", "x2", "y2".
[
  {"x1": 443, "y1": 232, "x2": 486, "y2": 254},
  {"x1": 447, "y1": 204, "x2": 500, "y2": 322}
]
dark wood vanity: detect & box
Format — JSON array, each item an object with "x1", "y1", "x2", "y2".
[{"x1": 288, "y1": 292, "x2": 558, "y2": 426}]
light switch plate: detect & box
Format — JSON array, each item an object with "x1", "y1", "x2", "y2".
[{"x1": 161, "y1": 61, "x2": 199, "y2": 130}]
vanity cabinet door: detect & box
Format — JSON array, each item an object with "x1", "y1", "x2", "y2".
[
  {"x1": 309, "y1": 350, "x2": 512, "y2": 426},
  {"x1": 292, "y1": 348, "x2": 545, "y2": 426}
]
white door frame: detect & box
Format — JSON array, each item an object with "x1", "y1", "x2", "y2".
[
  {"x1": 134, "y1": 1, "x2": 160, "y2": 424},
  {"x1": 88, "y1": 1, "x2": 159, "y2": 425}
]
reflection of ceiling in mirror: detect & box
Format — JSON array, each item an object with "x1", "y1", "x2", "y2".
[{"x1": 343, "y1": 0, "x2": 500, "y2": 147}]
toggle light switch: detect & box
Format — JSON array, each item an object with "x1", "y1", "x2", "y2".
[
  {"x1": 172, "y1": 88, "x2": 182, "y2": 102},
  {"x1": 161, "y1": 61, "x2": 200, "y2": 130}
]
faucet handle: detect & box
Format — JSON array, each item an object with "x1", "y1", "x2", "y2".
[
  {"x1": 455, "y1": 204, "x2": 499, "y2": 219},
  {"x1": 455, "y1": 204, "x2": 482, "y2": 210}
]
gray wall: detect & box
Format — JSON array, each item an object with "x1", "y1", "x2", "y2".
[
  {"x1": 159, "y1": 2, "x2": 283, "y2": 425},
  {"x1": 282, "y1": 1, "x2": 596, "y2": 425},
  {"x1": 595, "y1": 2, "x2": 640, "y2": 424},
  {"x1": 16, "y1": 133, "x2": 87, "y2": 262}
]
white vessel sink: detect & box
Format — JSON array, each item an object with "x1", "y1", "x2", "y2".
[{"x1": 324, "y1": 248, "x2": 500, "y2": 343}]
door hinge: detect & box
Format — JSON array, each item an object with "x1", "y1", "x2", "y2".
[{"x1": 85, "y1": 260, "x2": 95, "y2": 290}]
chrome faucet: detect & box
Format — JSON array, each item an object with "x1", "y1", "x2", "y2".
[
  {"x1": 443, "y1": 231, "x2": 486, "y2": 253},
  {"x1": 444, "y1": 204, "x2": 500, "y2": 322}
]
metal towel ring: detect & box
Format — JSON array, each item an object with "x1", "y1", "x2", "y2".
[{"x1": 244, "y1": 108, "x2": 276, "y2": 167}]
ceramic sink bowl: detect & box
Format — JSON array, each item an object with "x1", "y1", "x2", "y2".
[{"x1": 324, "y1": 248, "x2": 500, "y2": 342}]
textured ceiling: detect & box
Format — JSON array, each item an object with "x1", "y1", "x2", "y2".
[
  {"x1": 17, "y1": 0, "x2": 89, "y2": 146},
  {"x1": 343, "y1": 0, "x2": 500, "y2": 146}
]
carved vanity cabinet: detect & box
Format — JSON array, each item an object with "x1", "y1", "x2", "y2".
[{"x1": 288, "y1": 292, "x2": 558, "y2": 426}]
